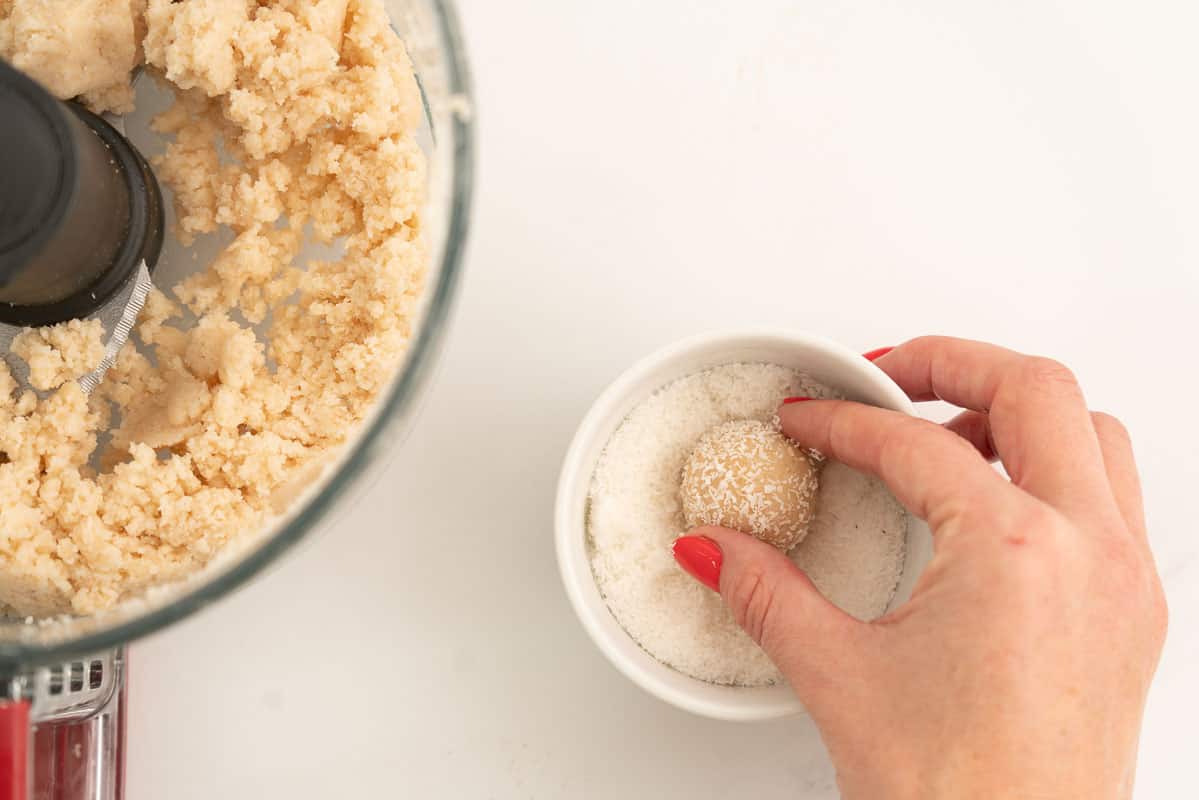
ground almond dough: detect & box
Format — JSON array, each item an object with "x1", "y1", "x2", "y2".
[
  {"x1": 0, "y1": 0, "x2": 427, "y2": 616},
  {"x1": 0, "y1": 0, "x2": 145, "y2": 113}
]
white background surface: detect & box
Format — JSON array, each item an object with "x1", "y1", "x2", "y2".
[{"x1": 128, "y1": 1, "x2": 1199, "y2": 797}]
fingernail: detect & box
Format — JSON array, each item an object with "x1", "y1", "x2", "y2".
[
  {"x1": 863, "y1": 346, "x2": 894, "y2": 362},
  {"x1": 782, "y1": 396, "x2": 812, "y2": 405},
  {"x1": 673, "y1": 535, "x2": 723, "y2": 592}
]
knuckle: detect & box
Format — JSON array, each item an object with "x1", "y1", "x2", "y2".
[
  {"x1": 824, "y1": 402, "x2": 860, "y2": 455},
  {"x1": 1099, "y1": 535, "x2": 1144, "y2": 578},
  {"x1": 1128, "y1": 551, "x2": 1169, "y2": 641},
  {"x1": 909, "y1": 334, "x2": 952, "y2": 351},
  {"x1": 1096, "y1": 540, "x2": 1168, "y2": 645},
  {"x1": 885, "y1": 416, "x2": 973, "y2": 465},
  {"x1": 1148, "y1": 584, "x2": 1170, "y2": 645},
  {"x1": 1092, "y1": 411, "x2": 1131, "y2": 445},
  {"x1": 942, "y1": 421, "x2": 984, "y2": 459},
  {"x1": 874, "y1": 421, "x2": 918, "y2": 476},
  {"x1": 727, "y1": 567, "x2": 777, "y2": 647},
  {"x1": 883, "y1": 415, "x2": 932, "y2": 449},
  {"x1": 1020, "y1": 356, "x2": 1080, "y2": 391}
]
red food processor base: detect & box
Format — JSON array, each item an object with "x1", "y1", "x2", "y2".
[{"x1": 1, "y1": 648, "x2": 127, "y2": 800}]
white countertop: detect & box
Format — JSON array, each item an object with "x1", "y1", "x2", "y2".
[{"x1": 128, "y1": 1, "x2": 1199, "y2": 797}]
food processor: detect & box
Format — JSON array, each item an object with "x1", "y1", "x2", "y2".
[{"x1": 0, "y1": 2, "x2": 473, "y2": 797}]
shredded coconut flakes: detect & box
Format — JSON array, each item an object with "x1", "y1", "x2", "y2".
[{"x1": 587, "y1": 363, "x2": 907, "y2": 687}]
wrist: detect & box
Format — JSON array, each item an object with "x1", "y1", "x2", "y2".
[
  {"x1": 839, "y1": 757, "x2": 1128, "y2": 800},
  {"x1": 906, "y1": 765, "x2": 1124, "y2": 800}
]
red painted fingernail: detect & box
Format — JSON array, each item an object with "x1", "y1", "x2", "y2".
[
  {"x1": 673, "y1": 535, "x2": 723, "y2": 592},
  {"x1": 863, "y1": 346, "x2": 894, "y2": 362},
  {"x1": 782, "y1": 396, "x2": 812, "y2": 405}
]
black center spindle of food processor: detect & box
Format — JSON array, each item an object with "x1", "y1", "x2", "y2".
[{"x1": 0, "y1": 59, "x2": 162, "y2": 327}]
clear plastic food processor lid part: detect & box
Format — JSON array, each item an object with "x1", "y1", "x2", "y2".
[{"x1": 0, "y1": 0, "x2": 473, "y2": 669}]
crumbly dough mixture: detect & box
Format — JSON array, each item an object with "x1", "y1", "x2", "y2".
[
  {"x1": 0, "y1": 0, "x2": 145, "y2": 113},
  {"x1": 0, "y1": 0, "x2": 427, "y2": 615}
]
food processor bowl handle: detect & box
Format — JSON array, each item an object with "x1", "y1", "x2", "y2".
[{"x1": 0, "y1": 699, "x2": 29, "y2": 800}]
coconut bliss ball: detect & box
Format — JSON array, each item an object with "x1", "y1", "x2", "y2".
[{"x1": 680, "y1": 419, "x2": 821, "y2": 551}]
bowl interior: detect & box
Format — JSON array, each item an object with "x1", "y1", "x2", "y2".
[
  {"x1": 556, "y1": 331, "x2": 934, "y2": 720},
  {"x1": 0, "y1": 0, "x2": 474, "y2": 668}
]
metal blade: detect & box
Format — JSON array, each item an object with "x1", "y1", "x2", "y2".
[{"x1": 0, "y1": 262, "x2": 155, "y2": 395}]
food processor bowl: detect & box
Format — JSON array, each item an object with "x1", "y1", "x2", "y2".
[{"x1": 0, "y1": 0, "x2": 474, "y2": 669}]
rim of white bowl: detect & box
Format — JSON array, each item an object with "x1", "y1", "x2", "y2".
[{"x1": 554, "y1": 330, "x2": 922, "y2": 721}]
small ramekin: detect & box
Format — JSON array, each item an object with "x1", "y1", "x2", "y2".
[{"x1": 554, "y1": 330, "x2": 934, "y2": 721}]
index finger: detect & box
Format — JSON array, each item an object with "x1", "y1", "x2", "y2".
[
  {"x1": 778, "y1": 399, "x2": 1030, "y2": 536},
  {"x1": 872, "y1": 337, "x2": 1112, "y2": 518}
]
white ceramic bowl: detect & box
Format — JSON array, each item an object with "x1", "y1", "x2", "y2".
[{"x1": 554, "y1": 330, "x2": 935, "y2": 721}]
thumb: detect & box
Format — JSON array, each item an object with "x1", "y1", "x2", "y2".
[{"x1": 674, "y1": 526, "x2": 866, "y2": 693}]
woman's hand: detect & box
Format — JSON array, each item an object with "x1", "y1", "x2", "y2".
[{"x1": 673, "y1": 336, "x2": 1167, "y2": 800}]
